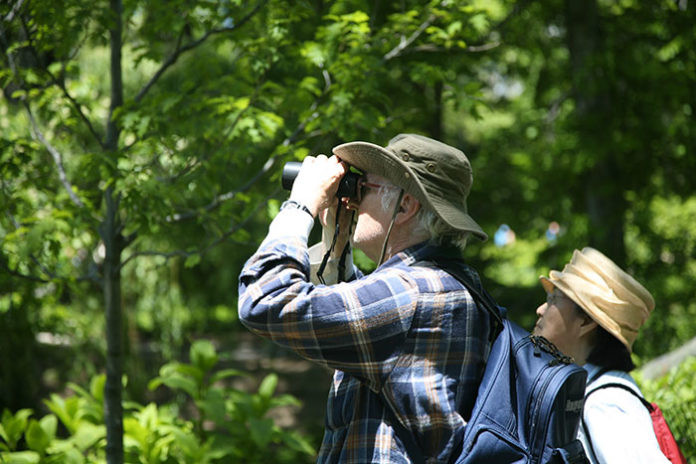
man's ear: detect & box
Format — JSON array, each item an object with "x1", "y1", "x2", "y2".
[{"x1": 395, "y1": 193, "x2": 421, "y2": 224}]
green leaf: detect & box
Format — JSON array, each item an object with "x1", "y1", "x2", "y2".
[
  {"x1": 0, "y1": 450, "x2": 41, "y2": 463},
  {"x1": 248, "y1": 417, "x2": 274, "y2": 448},
  {"x1": 257, "y1": 373, "x2": 278, "y2": 400},
  {"x1": 184, "y1": 254, "x2": 201, "y2": 268},
  {"x1": 281, "y1": 430, "x2": 317, "y2": 455},
  {"x1": 89, "y1": 374, "x2": 106, "y2": 403},
  {"x1": 0, "y1": 409, "x2": 33, "y2": 449},
  {"x1": 69, "y1": 422, "x2": 105, "y2": 452},
  {"x1": 43, "y1": 395, "x2": 81, "y2": 435},
  {"x1": 38, "y1": 415, "x2": 57, "y2": 442},
  {"x1": 200, "y1": 388, "x2": 226, "y2": 425},
  {"x1": 210, "y1": 368, "x2": 248, "y2": 384},
  {"x1": 190, "y1": 340, "x2": 218, "y2": 373},
  {"x1": 25, "y1": 420, "x2": 50, "y2": 455},
  {"x1": 154, "y1": 375, "x2": 198, "y2": 399},
  {"x1": 162, "y1": 425, "x2": 200, "y2": 457}
]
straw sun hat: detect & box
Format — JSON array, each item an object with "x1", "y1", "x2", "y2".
[
  {"x1": 540, "y1": 247, "x2": 655, "y2": 352},
  {"x1": 332, "y1": 133, "x2": 487, "y2": 241}
]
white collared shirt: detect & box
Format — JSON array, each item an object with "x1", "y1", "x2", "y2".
[{"x1": 579, "y1": 364, "x2": 670, "y2": 464}]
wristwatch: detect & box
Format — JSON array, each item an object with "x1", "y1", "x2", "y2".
[{"x1": 280, "y1": 200, "x2": 313, "y2": 217}]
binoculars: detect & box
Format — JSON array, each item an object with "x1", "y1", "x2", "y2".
[{"x1": 281, "y1": 161, "x2": 361, "y2": 200}]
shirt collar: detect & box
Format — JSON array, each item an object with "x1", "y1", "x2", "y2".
[
  {"x1": 584, "y1": 363, "x2": 604, "y2": 385},
  {"x1": 377, "y1": 241, "x2": 462, "y2": 269}
]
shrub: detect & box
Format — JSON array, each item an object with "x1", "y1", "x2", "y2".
[
  {"x1": 0, "y1": 340, "x2": 315, "y2": 463},
  {"x1": 636, "y1": 357, "x2": 696, "y2": 461}
]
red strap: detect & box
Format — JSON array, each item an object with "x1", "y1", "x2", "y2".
[{"x1": 649, "y1": 403, "x2": 687, "y2": 464}]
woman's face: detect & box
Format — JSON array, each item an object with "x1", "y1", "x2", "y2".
[{"x1": 533, "y1": 287, "x2": 588, "y2": 361}]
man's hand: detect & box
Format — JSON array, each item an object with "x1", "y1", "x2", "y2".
[{"x1": 289, "y1": 155, "x2": 348, "y2": 217}]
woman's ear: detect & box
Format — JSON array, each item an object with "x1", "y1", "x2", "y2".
[
  {"x1": 579, "y1": 314, "x2": 598, "y2": 338},
  {"x1": 395, "y1": 193, "x2": 421, "y2": 224}
]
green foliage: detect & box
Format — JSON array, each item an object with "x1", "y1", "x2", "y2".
[
  {"x1": 636, "y1": 358, "x2": 696, "y2": 462},
  {"x1": 0, "y1": 341, "x2": 315, "y2": 463},
  {"x1": 2, "y1": 0, "x2": 696, "y2": 458}
]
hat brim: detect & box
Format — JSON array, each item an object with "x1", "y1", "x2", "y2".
[
  {"x1": 333, "y1": 141, "x2": 487, "y2": 241},
  {"x1": 540, "y1": 276, "x2": 555, "y2": 295}
]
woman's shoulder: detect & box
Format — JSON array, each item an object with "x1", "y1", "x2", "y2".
[{"x1": 585, "y1": 367, "x2": 646, "y2": 411}]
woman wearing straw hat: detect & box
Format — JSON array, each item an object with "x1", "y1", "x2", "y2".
[
  {"x1": 238, "y1": 134, "x2": 493, "y2": 463},
  {"x1": 534, "y1": 247, "x2": 670, "y2": 464}
]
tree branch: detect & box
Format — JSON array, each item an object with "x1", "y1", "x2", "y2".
[
  {"x1": 0, "y1": 262, "x2": 50, "y2": 283},
  {"x1": 19, "y1": 18, "x2": 106, "y2": 149},
  {"x1": 24, "y1": 107, "x2": 86, "y2": 208},
  {"x1": 0, "y1": 21, "x2": 86, "y2": 209},
  {"x1": 2, "y1": 157, "x2": 99, "y2": 284},
  {"x1": 120, "y1": 189, "x2": 278, "y2": 270},
  {"x1": 48, "y1": 71, "x2": 106, "y2": 149},
  {"x1": 383, "y1": 14, "x2": 436, "y2": 61},
  {"x1": 134, "y1": 0, "x2": 269, "y2": 104},
  {"x1": 166, "y1": 68, "x2": 330, "y2": 222},
  {"x1": 2, "y1": 0, "x2": 25, "y2": 22},
  {"x1": 167, "y1": 109, "x2": 321, "y2": 222}
]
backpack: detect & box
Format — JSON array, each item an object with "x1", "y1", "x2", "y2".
[
  {"x1": 584, "y1": 382, "x2": 687, "y2": 464},
  {"x1": 397, "y1": 259, "x2": 589, "y2": 463}
]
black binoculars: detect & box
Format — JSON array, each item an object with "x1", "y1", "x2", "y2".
[{"x1": 281, "y1": 161, "x2": 361, "y2": 199}]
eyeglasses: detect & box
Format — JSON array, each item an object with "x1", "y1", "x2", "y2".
[{"x1": 357, "y1": 179, "x2": 398, "y2": 203}]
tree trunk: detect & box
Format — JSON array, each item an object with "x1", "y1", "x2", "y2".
[
  {"x1": 101, "y1": 188, "x2": 124, "y2": 464},
  {"x1": 565, "y1": 0, "x2": 626, "y2": 265},
  {"x1": 103, "y1": 0, "x2": 124, "y2": 462},
  {"x1": 428, "y1": 80, "x2": 443, "y2": 141}
]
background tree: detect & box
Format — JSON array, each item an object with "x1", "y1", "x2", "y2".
[
  {"x1": 2, "y1": 0, "x2": 695, "y2": 462},
  {"x1": 2, "y1": 0, "x2": 506, "y2": 461}
]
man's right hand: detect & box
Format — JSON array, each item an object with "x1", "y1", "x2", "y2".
[{"x1": 289, "y1": 155, "x2": 348, "y2": 217}]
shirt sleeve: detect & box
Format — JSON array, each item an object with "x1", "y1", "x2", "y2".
[
  {"x1": 238, "y1": 222, "x2": 415, "y2": 391},
  {"x1": 581, "y1": 387, "x2": 671, "y2": 464}
]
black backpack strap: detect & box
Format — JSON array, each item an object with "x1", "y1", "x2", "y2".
[
  {"x1": 581, "y1": 381, "x2": 653, "y2": 462},
  {"x1": 586, "y1": 382, "x2": 654, "y2": 411},
  {"x1": 586, "y1": 366, "x2": 610, "y2": 385}
]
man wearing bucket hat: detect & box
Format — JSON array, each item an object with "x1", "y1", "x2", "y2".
[
  {"x1": 238, "y1": 134, "x2": 493, "y2": 463},
  {"x1": 534, "y1": 247, "x2": 670, "y2": 464}
]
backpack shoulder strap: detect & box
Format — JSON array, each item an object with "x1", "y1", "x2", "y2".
[
  {"x1": 582, "y1": 381, "x2": 654, "y2": 462},
  {"x1": 586, "y1": 382, "x2": 654, "y2": 412}
]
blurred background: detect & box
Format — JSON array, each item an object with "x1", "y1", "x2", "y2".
[{"x1": 1, "y1": 0, "x2": 694, "y2": 462}]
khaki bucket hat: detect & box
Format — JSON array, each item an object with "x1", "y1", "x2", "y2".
[
  {"x1": 332, "y1": 133, "x2": 487, "y2": 241},
  {"x1": 540, "y1": 247, "x2": 655, "y2": 352}
]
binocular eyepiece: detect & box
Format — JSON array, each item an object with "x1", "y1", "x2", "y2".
[{"x1": 282, "y1": 161, "x2": 362, "y2": 200}]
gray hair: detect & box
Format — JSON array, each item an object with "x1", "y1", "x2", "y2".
[{"x1": 380, "y1": 186, "x2": 470, "y2": 253}]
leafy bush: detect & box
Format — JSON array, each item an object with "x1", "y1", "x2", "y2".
[
  {"x1": 0, "y1": 341, "x2": 315, "y2": 463},
  {"x1": 636, "y1": 357, "x2": 696, "y2": 461}
]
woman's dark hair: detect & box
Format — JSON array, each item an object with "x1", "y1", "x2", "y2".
[
  {"x1": 572, "y1": 302, "x2": 635, "y2": 372},
  {"x1": 586, "y1": 325, "x2": 635, "y2": 372}
]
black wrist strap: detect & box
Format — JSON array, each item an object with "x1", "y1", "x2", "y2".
[{"x1": 280, "y1": 199, "x2": 313, "y2": 217}]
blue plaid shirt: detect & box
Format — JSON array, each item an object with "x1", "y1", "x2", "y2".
[{"x1": 238, "y1": 233, "x2": 491, "y2": 463}]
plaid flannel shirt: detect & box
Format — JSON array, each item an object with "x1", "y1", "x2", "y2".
[{"x1": 238, "y1": 220, "x2": 491, "y2": 463}]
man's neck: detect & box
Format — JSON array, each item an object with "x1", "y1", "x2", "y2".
[{"x1": 380, "y1": 222, "x2": 431, "y2": 263}]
